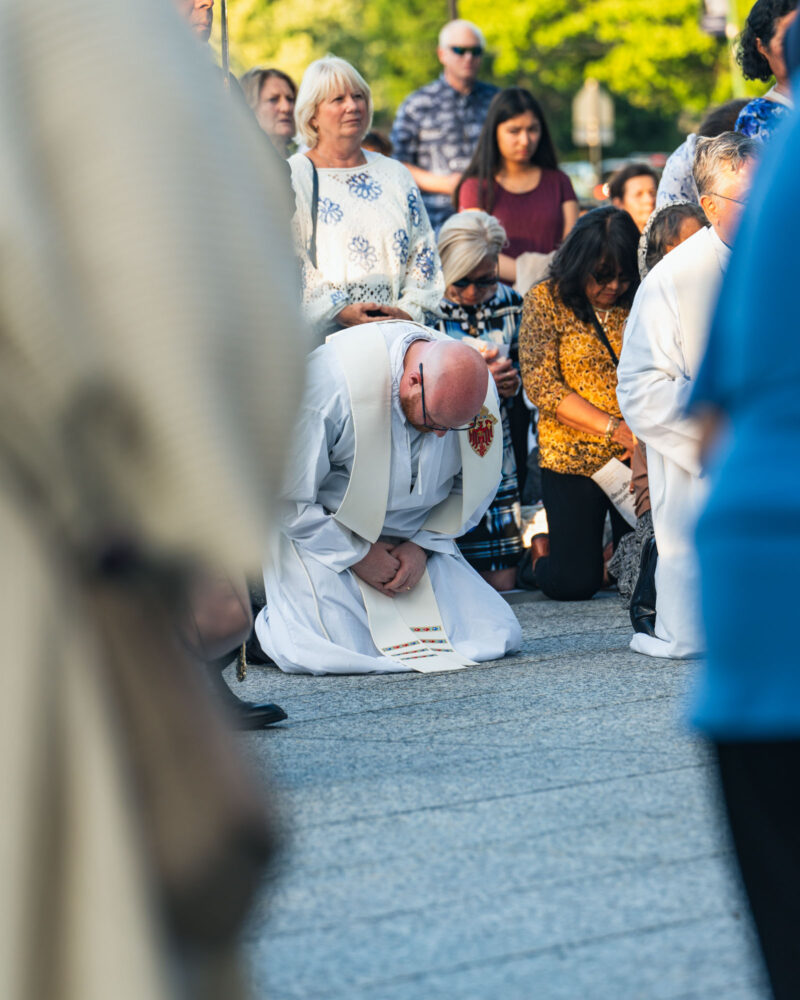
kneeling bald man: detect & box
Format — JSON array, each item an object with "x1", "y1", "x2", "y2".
[{"x1": 254, "y1": 320, "x2": 522, "y2": 673}]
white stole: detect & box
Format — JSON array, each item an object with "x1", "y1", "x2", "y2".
[{"x1": 327, "y1": 323, "x2": 502, "y2": 671}]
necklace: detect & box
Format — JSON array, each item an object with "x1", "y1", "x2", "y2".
[{"x1": 594, "y1": 308, "x2": 611, "y2": 329}]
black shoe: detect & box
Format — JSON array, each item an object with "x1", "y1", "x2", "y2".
[
  {"x1": 230, "y1": 699, "x2": 287, "y2": 730},
  {"x1": 630, "y1": 536, "x2": 658, "y2": 637},
  {"x1": 206, "y1": 659, "x2": 286, "y2": 729},
  {"x1": 216, "y1": 680, "x2": 287, "y2": 729}
]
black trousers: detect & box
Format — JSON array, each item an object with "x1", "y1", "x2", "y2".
[
  {"x1": 535, "y1": 467, "x2": 632, "y2": 601},
  {"x1": 714, "y1": 741, "x2": 800, "y2": 1000}
]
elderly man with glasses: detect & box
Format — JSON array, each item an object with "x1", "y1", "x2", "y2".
[
  {"x1": 390, "y1": 19, "x2": 498, "y2": 232},
  {"x1": 251, "y1": 320, "x2": 521, "y2": 674},
  {"x1": 617, "y1": 132, "x2": 758, "y2": 659}
]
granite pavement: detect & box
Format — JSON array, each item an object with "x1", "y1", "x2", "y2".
[{"x1": 227, "y1": 591, "x2": 768, "y2": 1000}]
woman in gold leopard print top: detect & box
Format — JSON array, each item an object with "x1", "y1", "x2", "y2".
[{"x1": 519, "y1": 206, "x2": 641, "y2": 601}]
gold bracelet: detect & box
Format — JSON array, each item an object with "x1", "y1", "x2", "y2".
[{"x1": 604, "y1": 415, "x2": 620, "y2": 444}]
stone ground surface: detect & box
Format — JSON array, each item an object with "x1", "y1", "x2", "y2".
[{"x1": 228, "y1": 592, "x2": 769, "y2": 1000}]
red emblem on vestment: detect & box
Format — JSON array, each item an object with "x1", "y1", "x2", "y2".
[{"x1": 468, "y1": 406, "x2": 497, "y2": 457}]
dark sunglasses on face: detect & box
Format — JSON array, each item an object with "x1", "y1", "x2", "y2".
[
  {"x1": 591, "y1": 269, "x2": 632, "y2": 287},
  {"x1": 451, "y1": 274, "x2": 498, "y2": 288},
  {"x1": 450, "y1": 46, "x2": 483, "y2": 57}
]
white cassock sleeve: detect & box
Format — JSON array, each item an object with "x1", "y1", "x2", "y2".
[
  {"x1": 279, "y1": 401, "x2": 372, "y2": 573},
  {"x1": 617, "y1": 271, "x2": 702, "y2": 477}
]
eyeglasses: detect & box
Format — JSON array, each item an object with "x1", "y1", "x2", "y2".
[
  {"x1": 707, "y1": 191, "x2": 746, "y2": 206},
  {"x1": 449, "y1": 46, "x2": 483, "y2": 57},
  {"x1": 451, "y1": 274, "x2": 498, "y2": 288},
  {"x1": 590, "y1": 269, "x2": 632, "y2": 287},
  {"x1": 419, "y1": 363, "x2": 475, "y2": 433}
]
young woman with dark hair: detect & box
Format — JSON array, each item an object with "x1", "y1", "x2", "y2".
[
  {"x1": 734, "y1": 0, "x2": 797, "y2": 142},
  {"x1": 518, "y1": 206, "x2": 641, "y2": 601},
  {"x1": 455, "y1": 88, "x2": 579, "y2": 285}
]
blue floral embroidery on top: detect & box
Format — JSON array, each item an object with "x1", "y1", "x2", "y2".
[
  {"x1": 347, "y1": 172, "x2": 382, "y2": 201},
  {"x1": 348, "y1": 235, "x2": 378, "y2": 271},
  {"x1": 318, "y1": 198, "x2": 343, "y2": 224},
  {"x1": 407, "y1": 189, "x2": 421, "y2": 227},
  {"x1": 413, "y1": 246, "x2": 435, "y2": 281},
  {"x1": 735, "y1": 98, "x2": 791, "y2": 143},
  {"x1": 392, "y1": 229, "x2": 410, "y2": 264},
  {"x1": 330, "y1": 289, "x2": 348, "y2": 306}
]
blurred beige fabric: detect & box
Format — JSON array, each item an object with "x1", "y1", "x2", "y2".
[{"x1": 0, "y1": 0, "x2": 305, "y2": 997}]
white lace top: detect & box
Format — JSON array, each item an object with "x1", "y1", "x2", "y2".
[{"x1": 289, "y1": 151, "x2": 444, "y2": 339}]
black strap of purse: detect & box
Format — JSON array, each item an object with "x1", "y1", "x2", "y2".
[
  {"x1": 307, "y1": 155, "x2": 319, "y2": 268},
  {"x1": 589, "y1": 311, "x2": 619, "y2": 368}
]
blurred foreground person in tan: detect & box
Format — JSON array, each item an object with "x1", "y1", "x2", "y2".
[{"x1": 0, "y1": 1, "x2": 304, "y2": 999}]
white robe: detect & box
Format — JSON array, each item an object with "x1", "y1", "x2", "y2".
[
  {"x1": 256, "y1": 323, "x2": 522, "y2": 674},
  {"x1": 617, "y1": 227, "x2": 730, "y2": 658}
]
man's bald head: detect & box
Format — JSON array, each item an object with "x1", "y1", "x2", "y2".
[{"x1": 401, "y1": 339, "x2": 488, "y2": 435}]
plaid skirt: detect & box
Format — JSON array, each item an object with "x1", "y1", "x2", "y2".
[{"x1": 457, "y1": 478, "x2": 522, "y2": 572}]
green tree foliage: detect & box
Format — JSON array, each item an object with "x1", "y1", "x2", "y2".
[
  {"x1": 224, "y1": 0, "x2": 733, "y2": 151},
  {"x1": 468, "y1": 0, "x2": 726, "y2": 115},
  {"x1": 224, "y1": 0, "x2": 445, "y2": 114}
]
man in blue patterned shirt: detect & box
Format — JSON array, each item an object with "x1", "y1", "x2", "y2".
[{"x1": 390, "y1": 20, "x2": 499, "y2": 232}]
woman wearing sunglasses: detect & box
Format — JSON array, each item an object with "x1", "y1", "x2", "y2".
[
  {"x1": 518, "y1": 206, "x2": 640, "y2": 601},
  {"x1": 455, "y1": 87, "x2": 579, "y2": 291},
  {"x1": 426, "y1": 211, "x2": 523, "y2": 591}
]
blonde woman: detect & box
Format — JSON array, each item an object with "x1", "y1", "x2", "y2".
[{"x1": 290, "y1": 56, "x2": 443, "y2": 340}]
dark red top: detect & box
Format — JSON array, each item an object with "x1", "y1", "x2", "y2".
[{"x1": 458, "y1": 169, "x2": 577, "y2": 257}]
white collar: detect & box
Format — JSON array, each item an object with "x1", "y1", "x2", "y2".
[
  {"x1": 763, "y1": 84, "x2": 794, "y2": 108},
  {"x1": 707, "y1": 225, "x2": 732, "y2": 263}
]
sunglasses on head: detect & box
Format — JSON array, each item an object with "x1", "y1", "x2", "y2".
[
  {"x1": 450, "y1": 45, "x2": 483, "y2": 57},
  {"x1": 451, "y1": 274, "x2": 497, "y2": 288}
]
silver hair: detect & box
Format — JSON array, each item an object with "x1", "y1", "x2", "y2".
[
  {"x1": 437, "y1": 211, "x2": 506, "y2": 286},
  {"x1": 438, "y1": 19, "x2": 486, "y2": 49},
  {"x1": 294, "y1": 55, "x2": 373, "y2": 149},
  {"x1": 692, "y1": 132, "x2": 758, "y2": 197}
]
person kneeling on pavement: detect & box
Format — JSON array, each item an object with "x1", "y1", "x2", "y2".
[{"x1": 251, "y1": 320, "x2": 522, "y2": 674}]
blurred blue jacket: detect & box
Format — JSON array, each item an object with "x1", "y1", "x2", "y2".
[{"x1": 690, "y1": 106, "x2": 800, "y2": 738}]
